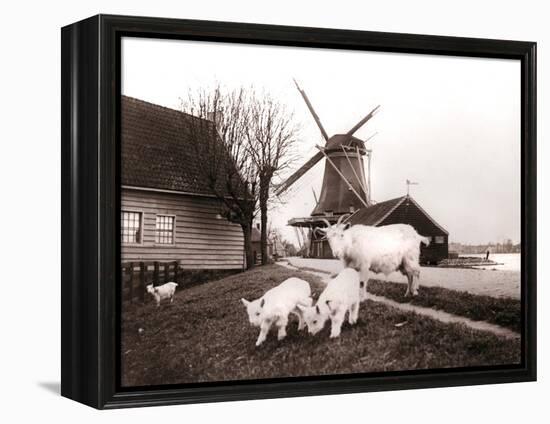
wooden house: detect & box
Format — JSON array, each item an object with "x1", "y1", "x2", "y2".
[{"x1": 120, "y1": 96, "x2": 244, "y2": 271}]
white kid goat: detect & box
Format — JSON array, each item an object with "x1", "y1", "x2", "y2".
[
  {"x1": 241, "y1": 278, "x2": 313, "y2": 347},
  {"x1": 298, "y1": 268, "x2": 365, "y2": 338},
  {"x1": 317, "y1": 215, "x2": 430, "y2": 297},
  {"x1": 146, "y1": 282, "x2": 178, "y2": 307}
]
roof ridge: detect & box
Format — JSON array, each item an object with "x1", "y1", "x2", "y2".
[
  {"x1": 372, "y1": 196, "x2": 407, "y2": 226},
  {"x1": 404, "y1": 196, "x2": 449, "y2": 235},
  {"x1": 121, "y1": 95, "x2": 212, "y2": 124}
]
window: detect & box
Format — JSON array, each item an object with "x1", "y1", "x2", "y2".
[
  {"x1": 156, "y1": 215, "x2": 175, "y2": 244},
  {"x1": 435, "y1": 236, "x2": 445, "y2": 244},
  {"x1": 121, "y1": 211, "x2": 142, "y2": 244}
]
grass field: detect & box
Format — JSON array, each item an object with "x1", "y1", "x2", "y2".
[
  {"x1": 121, "y1": 265, "x2": 520, "y2": 387},
  {"x1": 367, "y1": 280, "x2": 521, "y2": 332}
]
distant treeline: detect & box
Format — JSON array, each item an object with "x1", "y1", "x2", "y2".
[{"x1": 449, "y1": 240, "x2": 520, "y2": 254}]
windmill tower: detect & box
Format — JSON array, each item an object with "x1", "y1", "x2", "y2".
[{"x1": 277, "y1": 81, "x2": 379, "y2": 257}]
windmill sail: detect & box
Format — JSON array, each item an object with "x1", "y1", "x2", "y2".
[
  {"x1": 346, "y1": 105, "x2": 380, "y2": 136},
  {"x1": 293, "y1": 79, "x2": 329, "y2": 141},
  {"x1": 275, "y1": 151, "x2": 324, "y2": 195},
  {"x1": 277, "y1": 81, "x2": 378, "y2": 207}
]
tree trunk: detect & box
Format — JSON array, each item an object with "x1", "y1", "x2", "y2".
[
  {"x1": 259, "y1": 182, "x2": 269, "y2": 265},
  {"x1": 242, "y1": 222, "x2": 254, "y2": 270}
]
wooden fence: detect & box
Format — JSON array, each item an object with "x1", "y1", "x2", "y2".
[{"x1": 121, "y1": 260, "x2": 179, "y2": 303}]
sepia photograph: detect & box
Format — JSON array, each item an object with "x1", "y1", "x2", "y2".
[{"x1": 119, "y1": 36, "x2": 521, "y2": 388}]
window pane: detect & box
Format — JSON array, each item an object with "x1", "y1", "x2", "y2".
[
  {"x1": 121, "y1": 211, "x2": 142, "y2": 244},
  {"x1": 155, "y1": 215, "x2": 175, "y2": 244}
]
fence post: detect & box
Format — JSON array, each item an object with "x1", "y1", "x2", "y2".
[
  {"x1": 139, "y1": 262, "x2": 146, "y2": 302},
  {"x1": 127, "y1": 262, "x2": 134, "y2": 303},
  {"x1": 153, "y1": 261, "x2": 159, "y2": 286},
  {"x1": 164, "y1": 262, "x2": 170, "y2": 283},
  {"x1": 173, "y1": 261, "x2": 178, "y2": 284}
]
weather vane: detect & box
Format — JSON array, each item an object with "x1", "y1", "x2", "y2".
[{"x1": 406, "y1": 179, "x2": 419, "y2": 196}]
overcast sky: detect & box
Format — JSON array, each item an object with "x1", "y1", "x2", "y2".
[{"x1": 122, "y1": 37, "x2": 521, "y2": 245}]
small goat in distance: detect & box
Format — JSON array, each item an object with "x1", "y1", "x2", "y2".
[{"x1": 146, "y1": 282, "x2": 178, "y2": 307}]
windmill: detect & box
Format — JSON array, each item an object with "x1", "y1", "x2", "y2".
[
  {"x1": 277, "y1": 80, "x2": 378, "y2": 214},
  {"x1": 279, "y1": 80, "x2": 380, "y2": 257}
]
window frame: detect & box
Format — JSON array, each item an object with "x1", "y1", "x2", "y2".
[
  {"x1": 121, "y1": 209, "x2": 143, "y2": 245},
  {"x1": 435, "y1": 235, "x2": 446, "y2": 244},
  {"x1": 154, "y1": 214, "x2": 176, "y2": 246}
]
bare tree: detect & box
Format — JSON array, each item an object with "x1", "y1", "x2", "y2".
[
  {"x1": 182, "y1": 86, "x2": 299, "y2": 268},
  {"x1": 246, "y1": 93, "x2": 300, "y2": 265},
  {"x1": 181, "y1": 86, "x2": 258, "y2": 269}
]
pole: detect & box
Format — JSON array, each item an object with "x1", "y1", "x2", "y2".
[
  {"x1": 341, "y1": 146, "x2": 369, "y2": 203},
  {"x1": 367, "y1": 152, "x2": 372, "y2": 203}
]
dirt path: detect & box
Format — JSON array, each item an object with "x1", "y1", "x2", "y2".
[{"x1": 278, "y1": 263, "x2": 520, "y2": 340}]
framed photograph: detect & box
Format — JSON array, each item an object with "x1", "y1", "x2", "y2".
[{"x1": 61, "y1": 14, "x2": 536, "y2": 409}]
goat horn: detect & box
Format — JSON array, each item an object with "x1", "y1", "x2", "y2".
[
  {"x1": 313, "y1": 227, "x2": 324, "y2": 237},
  {"x1": 336, "y1": 214, "x2": 349, "y2": 225},
  {"x1": 321, "y1": 218, "x2": 331, "y2": 228}
]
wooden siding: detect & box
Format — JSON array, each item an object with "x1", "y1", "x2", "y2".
[{"x1": 121, "y1": 189, "x2": 244, "y2": 269}]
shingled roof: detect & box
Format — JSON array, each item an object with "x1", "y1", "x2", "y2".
[
  {"x1": 349, "y1": 196, "x2": 406, "y2": 226},
  {"x1": 349, "y1": 195, "x2": 448, "y2": 234},
  {"x1": 122, "y1": 95, "x2": 241, "y2": 197}
]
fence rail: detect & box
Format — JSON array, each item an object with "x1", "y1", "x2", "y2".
[{"x1": 121, "y1": 261, "x2": 179, "y2": 303}]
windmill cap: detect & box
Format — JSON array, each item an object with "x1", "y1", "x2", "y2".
[{"x1": 325, "y1": 134, "x2": 366, "y2": 152}]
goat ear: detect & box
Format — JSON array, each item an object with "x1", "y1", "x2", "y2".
[
  {"x1": 315, "y1": 304, "x2": 321, "y2": 314},
  {"x1": 297, "y1": 304, "x2": 307, "y2": 312},
  {"x1": 241, "y1": 298, "x2": 250, "y2": 307},
  {"x1": 260, "y1": 298, "x2": 265, "y2": 308}
]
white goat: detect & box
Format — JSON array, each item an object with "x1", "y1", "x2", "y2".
[
  {"x1": 241, "y1": 278, "x2": 312, "y2": 346},
  {"x1": 146, "y1": 282, "x2": 178, "y2": 307},
  {"x1": 317, "y1": 215, "x2": 430, "y2": 297},
  {"x1": 298, "y1": 268, "x2": 364, "y2": 338}
]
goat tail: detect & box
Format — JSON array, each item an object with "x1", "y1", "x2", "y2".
[{"x1": 420, "y1": 235, "x2": 431, "y2": 246}]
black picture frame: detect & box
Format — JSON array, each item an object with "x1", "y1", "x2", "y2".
[{"x1": 61, "y1": 14, "x2": 537, "y2": 409}]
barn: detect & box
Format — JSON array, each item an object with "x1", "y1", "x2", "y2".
[{"x1": 120, "y1": 96, "x2": 245, "y2": 271}]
